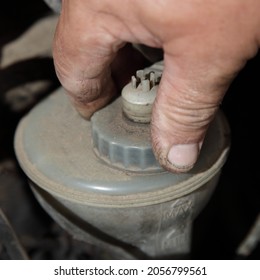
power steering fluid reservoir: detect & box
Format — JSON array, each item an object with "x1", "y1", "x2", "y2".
[{"x1": 14, "y1": 61, "x2": 230, "y2": 259}]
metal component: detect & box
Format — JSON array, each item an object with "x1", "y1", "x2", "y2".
[
  {"x1": 122, "y1": 62, "x2": 162, "y2": 123},
  {"x1": 14, "y1": 61, "x2": 230, "y2": 258},
  {"x1": 236, "y1": 213, "x2": 260, "y2": 258},
  {"x1": 0, "y1": 209, "x2": 29, "y2": 260}
]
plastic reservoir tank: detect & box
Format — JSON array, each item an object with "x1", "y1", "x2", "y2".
[{"x1": 14, "y1": 62, "x2": 230, "y2": 259}]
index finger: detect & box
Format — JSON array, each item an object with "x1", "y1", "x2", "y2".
[{"x1": 53, "y1": 0, "x2": 124, "y2": 118}]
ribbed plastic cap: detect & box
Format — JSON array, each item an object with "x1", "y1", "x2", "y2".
[
  {"x1": 91, "y1": 61, "x2": 165, "y2": 172},
  {"x1": 91, "y1": 97, "x2": 163, "y2": 172}
]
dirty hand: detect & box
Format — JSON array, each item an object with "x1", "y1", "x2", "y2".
[{"x1": 53, "y1": 0, "x2": 260, "y2": 172}]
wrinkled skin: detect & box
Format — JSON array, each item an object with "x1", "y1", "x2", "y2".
[{"x1": 53, "y1": 0, "x2": 260, "y2": 172}]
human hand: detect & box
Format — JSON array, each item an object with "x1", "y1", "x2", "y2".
[{"x1": 53, "y1": 0, "x2": 260, "y2": 172}]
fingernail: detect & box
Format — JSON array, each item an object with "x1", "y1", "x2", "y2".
[{"x1": 167, "y1": 143, "x2": 200, "y2": 170}]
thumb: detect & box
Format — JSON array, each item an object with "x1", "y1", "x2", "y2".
[{"x1": 151, "y1": 54, "x2": 231, "y2": 173}]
